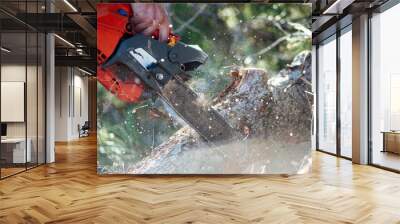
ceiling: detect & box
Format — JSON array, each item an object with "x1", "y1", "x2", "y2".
[
  {"x1": 311, "y1": 0, "x2": 390, "y2": 43},
  {"x1": 0, "y1": 0, "x2": 394, "y2": 71},
  {"x1": 0, "y1": 0, "x2": 97, "y2": 72}
]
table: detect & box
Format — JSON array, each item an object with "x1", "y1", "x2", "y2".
[
  {"x1": 1, "y1": 138, "x2": 31, "y2": 164},
  {"x1": 381, "y1": 131, "x2": 400, "y2": 154}
]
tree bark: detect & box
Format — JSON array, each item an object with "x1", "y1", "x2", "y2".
[{"x1": 127, "y1": 51, "x2": 312, "y2": 174}]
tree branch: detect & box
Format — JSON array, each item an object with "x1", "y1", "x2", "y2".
[
  {"x1": 173, "y1": 16, "x2": 202, "y2": 34},
  {"x1": 251, "y1": 32, "x2": 308, "y2": 57},
  {"x1": 175, "y1": 5, "x2": 207, "y2": 33}
]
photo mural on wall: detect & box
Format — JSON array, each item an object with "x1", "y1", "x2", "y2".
[{"x1": 97, "y1": 3, "x2": 312, "y2": 174}]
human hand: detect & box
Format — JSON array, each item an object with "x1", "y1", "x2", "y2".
[{"x1": 130, "y1": 3, "x2": 171, "y2": 42}]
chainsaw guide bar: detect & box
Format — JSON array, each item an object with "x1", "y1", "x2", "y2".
[{"x1": 160, "y1": 78, "x2": 237, "y2": 143}]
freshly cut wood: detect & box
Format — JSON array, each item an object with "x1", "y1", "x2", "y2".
[{"x1": 128, "y1": 51, "x2": 312, "y2": 174}]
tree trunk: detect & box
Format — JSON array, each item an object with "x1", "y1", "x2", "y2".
[{"x1": 127, "y1": 51, "x2": 312, "y2": 174}]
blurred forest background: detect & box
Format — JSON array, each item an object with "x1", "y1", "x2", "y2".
[{"x1": 97, "y1": 3, "x2": 311, "y2": 173}]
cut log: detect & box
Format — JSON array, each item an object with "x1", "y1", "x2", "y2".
[{"x1": 127, "y1": 51, "x2": 312, "y2": 174}]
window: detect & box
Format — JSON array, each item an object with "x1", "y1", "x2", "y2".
[
  {"x1": 339, "y1": 27, "x2": 352, "y2": 158},
  {"x1": 318, "y1": 35, "x2": 337, "y2": 154},
  {"x1": 370, "y1": 3, "x2": 400, "y2": 171}
]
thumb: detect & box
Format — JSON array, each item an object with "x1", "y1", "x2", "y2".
[{"x1": 159, "y1": 21, "x2": 169, "y2": 42}]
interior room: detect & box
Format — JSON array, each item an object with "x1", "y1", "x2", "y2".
[
  {"x1": 0, "y1": 0, "x2": 400, "y2": 223},
  {"x1": 0, "y1": 0, "x2": 95, "y2": 179},
  {"x1": 0, "y1": 23, "x2": 46, "y2": 178}
]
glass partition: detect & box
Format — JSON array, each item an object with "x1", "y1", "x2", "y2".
[
  {"x1": 1, "y1": 30, "x2": 28, "y2": 177},
  {"x1": 27, "y1": 31, "x2": 38, "y2": 169},
  {"x1": 38, "y1": 32, "x2": 45, "y2": 165},
  {"x1": 0, "y1": 0, "x2": 46, "y2": 179}
]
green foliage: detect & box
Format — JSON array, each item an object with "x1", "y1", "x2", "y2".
[
  {"x1": 170, "y1": 3, "x2": 311, "y2": 98},
  {"x1": 97, "y1": 3, "x2": 311, "y2": 172},
  {"x1": 97, "y1": 83, "x2": 180, "y2": 171}
]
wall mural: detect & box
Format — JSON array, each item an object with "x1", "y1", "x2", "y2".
[{"x1": 97, "y1": 3, "x2": 312, "y2": 174}]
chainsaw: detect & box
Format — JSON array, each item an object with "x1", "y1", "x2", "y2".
[{"x1": 97, "y1": 4, "x2": 237, "y2": 143}]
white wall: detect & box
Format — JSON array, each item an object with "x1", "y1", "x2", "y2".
[
  {"x1": 1, "y1": 82, "x2": 25, "y2": 122},
  {"x1": 55, "y1": 67, "x2": 69, "y2": 141},
  {"x1": 1, "y1": 65, "x2": 26, "y2": 81},
  {"x1": 72, "y1": 73, "x2": 89, "y2": 138},
  {"x1": 54, "y1": 67, "x2": 89, "y2": 141}
]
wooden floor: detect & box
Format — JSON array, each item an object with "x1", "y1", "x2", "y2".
[
  {"x1": 1, "y1": 167, "x2": 26, "y2": 178},
  {"x1": 373, "y1": 150, "x2": 400, "y2": 171},
  {"x1": 1, "y1": 136, "x2": 400, "y2": 224}
]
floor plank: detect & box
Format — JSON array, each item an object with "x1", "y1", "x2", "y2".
[{"x1": 1, "y1": 135, "x2": 400, "y2": 223}]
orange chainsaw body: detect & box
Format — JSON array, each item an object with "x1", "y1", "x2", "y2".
[{"x1": 97, "y1": 3, "x2": 178, "y2": 103}]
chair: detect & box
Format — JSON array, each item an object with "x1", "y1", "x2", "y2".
[{"x1": 79, "y1": 121, "x2": 90, "y2": 138}]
